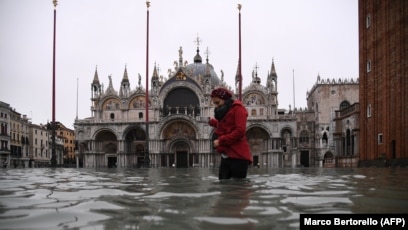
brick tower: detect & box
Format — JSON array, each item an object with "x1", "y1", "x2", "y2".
[{"x1": 358, "y1": 0, "x2": 408, "y2": 165}]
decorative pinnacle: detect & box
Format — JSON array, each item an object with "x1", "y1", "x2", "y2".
[
  {"x1": 238, "y1": 4, "x2": 242, "y2": 11},
  {"x1": 254, "y1": 62, "x2": 259, "y2": 74},
  {"x1": 53, "y1": 0, "x2": 58, "y2": 8},
  {"x1": 194, "y1": 34, "x2": 202, "y2": 48},
  {"x1": 146, "y1": 1, "x2": 151, "y2": 8},
  {"x1": 205, "y1": 47, "x2": 211, "y2": 58}
]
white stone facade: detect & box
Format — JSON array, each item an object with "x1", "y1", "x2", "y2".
[
  {"x1": 29, "y1": 123, "x2": 51, "y2": 167},
  {"x1": 306, "y1": 76, "x2": 359, "y2": 167}
]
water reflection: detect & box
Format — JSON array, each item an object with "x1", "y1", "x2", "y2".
[
  {"x1": 196, "y1": 180, "x2": 257, "y2": 230},
  {"x1": 0, "y1": 168, "x2": 407, "y2": 229}
]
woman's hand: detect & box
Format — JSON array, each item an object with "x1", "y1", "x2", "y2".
[{"x1": 213, "y1": 139, "x2": 219, "y2": 148}]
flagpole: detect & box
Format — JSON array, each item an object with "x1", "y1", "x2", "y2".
[
  {"x1": 76, "y1": 78, "x2": 79, "y2": 120},
  {"x1": 51, "y1": 0, "x2": 58, "y2": 167},
  {"x1": 293, "y1": 69, "x2": 295, "y2": 112},
  {"x1": 238, "y1": 4, "x2": 242, "y2": 101},
  {"x1": 144, "y1": 1, "x2": 151, "y2": 167}
]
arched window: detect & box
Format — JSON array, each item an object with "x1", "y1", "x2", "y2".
[
  {"x1": 139, "y1": 112, "x2": 143, "y2": 120},
  {"x1": 164, "y1": 88, "x2": 199, "y2": 116},
  {"x1": 322, "y1": 132, "x2": 328, "y2": 146},
  {"x1": 340, "y1": 101, "x2": 350, "y2": 111},
  {"x1": 251, "y1": 109, "x2": 257, "y2": 116},
  {"x1": 110, "y1": 113, "x2": 115, "y2": 120}
]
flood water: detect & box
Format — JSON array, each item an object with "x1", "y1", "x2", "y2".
[{"x1": 0, "y1": 167, "x2": 407, "y2": 230}]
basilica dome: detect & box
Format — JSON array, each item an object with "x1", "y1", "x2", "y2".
[{"x1": 185, "y1": 48, "x2": 221, "y2": 86}]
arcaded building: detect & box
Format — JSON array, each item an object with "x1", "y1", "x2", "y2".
[
  {"x1": 358, "y1": 0, "x2": 408, "y2": 166},
  {"x1": 74, "y1": 45, "x2": 303, "y2": 168}
]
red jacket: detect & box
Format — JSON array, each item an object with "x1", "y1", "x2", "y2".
[{"x1": 209, "y1": 100, "x2": 252, "y2": 163}]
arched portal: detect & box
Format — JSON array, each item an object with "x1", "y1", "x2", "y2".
[
  {"x1": 171, "y1": 140, "x2": 191, "y2": 168},
  {"x1": 95, "y1": 130, "x2": 118, "y2": 168},
  {"x1": 161, "y1": 121, "x2": 197, "y2": 168},
  {"x1": 323, "y1": 151, "x2": 335, "y2": 168},
  {"x1": 246, "y1": 127, "x2": 269, "y2": 166},
  {"x1": 95, "y1": 130, "x2": 117, "y2": 153},
  {"x1": 124, "y1": 127, "x2": 146, "y2": 167}
]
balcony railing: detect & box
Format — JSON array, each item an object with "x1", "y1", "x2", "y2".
[{"x1": 335, "y1": 103, "x2": 359, "y2": 118}]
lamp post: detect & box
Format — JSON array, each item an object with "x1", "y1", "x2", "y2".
[{"x1": 51, "y1": 0, "x2": 58, "y2": 167}]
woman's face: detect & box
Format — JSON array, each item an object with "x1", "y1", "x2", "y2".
[{"x1": 211, "y1": 97, "x2": 225, "y2": 108}]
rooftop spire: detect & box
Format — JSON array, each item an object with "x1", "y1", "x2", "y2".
[
  {"x1": 270, "y1": 59, "x2": 277, "y2": 76},
  {"x1": 122, "y1": 65, "x2": 129, "y2": 82},
  {"x1": 120, "y1": 65, "x2": 131, "y2": 98},
  {"x1": 93, "y1": 66, "x2": 100, "y2": 84},
  {"x1": 152, "y1": 62, "x2": 159, "y2": 78}
]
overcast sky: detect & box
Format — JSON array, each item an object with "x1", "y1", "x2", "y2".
[{"x1": 0, "y1": 0, "x2": 358, "y2": 129}]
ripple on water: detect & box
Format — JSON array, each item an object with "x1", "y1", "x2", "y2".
[
  {"x1": 144, "y1": 191, "x2": 221, "y2": 199},
  {"x1": 194, "y1": 216, "x2": 258, "y2": 225},
  {"x1": 0, "y1": 201, "x2": 112, "y2": 229}
]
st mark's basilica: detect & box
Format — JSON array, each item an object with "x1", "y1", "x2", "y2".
[{"x1": 74, "y1": 42, "x2": 305, "y2": 168}]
